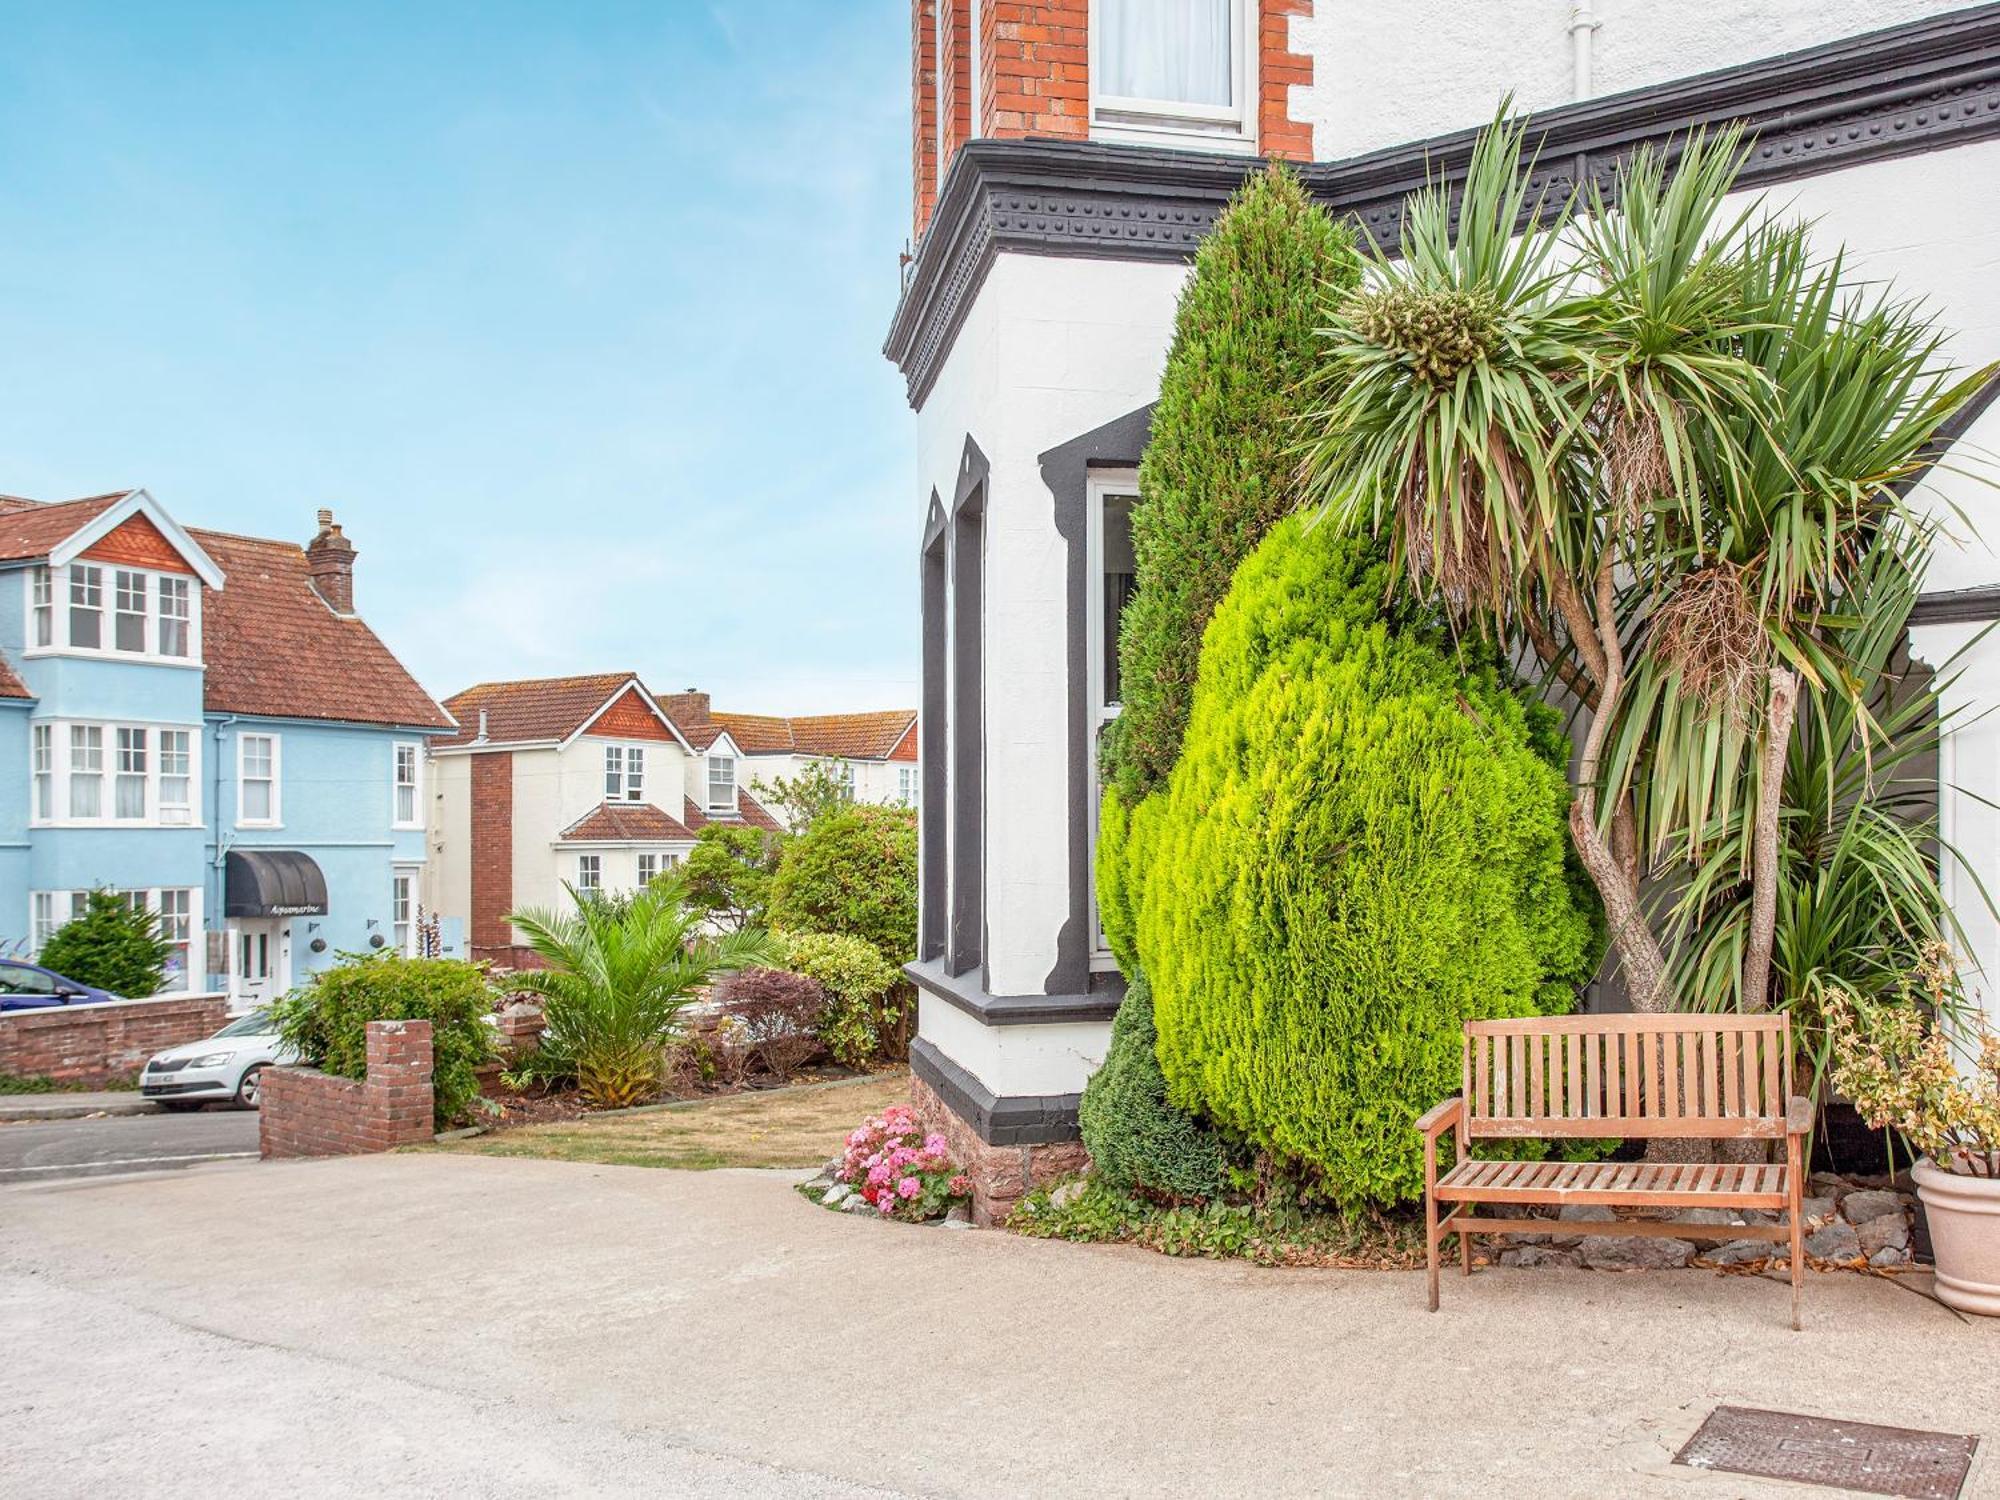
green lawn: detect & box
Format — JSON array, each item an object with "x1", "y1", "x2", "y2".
[{"x1": 438, "y1": 1071, "x2": 908, "y2": 1171}]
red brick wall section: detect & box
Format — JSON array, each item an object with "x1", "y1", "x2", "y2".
[
  {"x1": 469, "y1": 749, "x2": 514, "y2": 960},
  {"x1": 987, "y1": 1, "x2": 1088, "y2": 143},
  {"x1": 260, "y1": 1019, "x2": 436, "y2": 1160},
  {"x1": 938, "y1": 0, "x2": 974, "y2": 175},
  {"x1": 0, "y1": 993, "x2": 228, "y2": 1086},
  {"x1": 1260, "y1": 0, "x2": 1314, "y2": 159},
  {"x1": 912, "y1": 0, "x2": 940, "y2": 236},
  {"x1": 910, "y1": 1073, "x2": 1090, "y2": 1228}
]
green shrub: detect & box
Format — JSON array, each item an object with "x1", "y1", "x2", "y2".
[
  {"x1": 1078, "y1": 971, "x2": 1234, "y2": 1201},
  {"x1": 38, "y1": 889, "x2": 172, "y2": 997},
  {"x1": 1102, "y1": 163, "x2": 1362, "y2": 805},
  {"x1": 768, "y1": 804, "x2": 917, "y2": 967},
  {"x1": 776, "y1": 930, "x2": 901, "y2": 1067},
  {"x1": 1128, "y1": 514, "x2": 1602, "y2": 1207},
  {"x1": 681, "y1": 823, "x2": 783, "y2": 930},
  {"x1": 270, "y1": 953, "x2": 497, "y2": 1126}
]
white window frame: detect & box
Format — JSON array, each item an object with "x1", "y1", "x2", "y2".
[
  {"x1": 114, "y1": 725, "x2": 149, "y2": 820},
  {"x1": 237, "y1": 732, "x2": 282, "y2": 828},
  {"x1": 391, "y1": 866, "x2": 419, "y2": 956},
  {"x1": 898, "y1": 764, "x2": 918, "y2": 808},
  {"x1": 157, "y1": 575, "x2": 192, "y2": 658},
  {"x1": 67, "y1": 724, "x2": 104, "y2": 820},
  {"x1": 575, "y1": 853, "x2": 601, "y2": 893},
  {"x1": 31, "y1": 724, "x2": 53, "y2": 821},
  {"x1": 68, "y1": 562, "x2": 104, "y2": 650},
  {"x1": 158, "y1": 728, "x2": 193, "y2": 824},
  {"x1": 30, "y1": 886, "x2": 201, "y2": 991},
  {"x1": 24, "y1": 561, "x2": 201, "y2": 665},
  {"x1": 706, "y1": 752, "x2": 736, "y2": 812},
  {"x1": 113, "y1": 568, "x2": 149, "y2": 653},
  {"x1": 1087, "y1": 0, "x2": 1258, "y2": 153},
  {"x1": 1086, "y1": 471, "x2": 1138, "y2": 966},
  {"x1": 392, "y1": 741, "x2": 422, "y2": 829},
  {"x1": 31, "y1": 718, "x2": 202, "y2": 828}
]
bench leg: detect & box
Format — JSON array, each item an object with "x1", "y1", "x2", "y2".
[
  {"x1": 1425, "y1": 1194, "x2": 1440, "y2": 1312},
  {"x1": 1787, "y1": 1133, "x2": 1805, "y2": 1331},
  {"x1": 1461, "y1": 1210, "x2": 1473, "y2": 1276}
]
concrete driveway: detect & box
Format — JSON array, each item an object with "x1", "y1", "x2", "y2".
[{"x1": 3, "y1": 1154, "x2": 1995, "y2": 1499}]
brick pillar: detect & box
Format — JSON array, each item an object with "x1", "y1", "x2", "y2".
[
  {"x1": 1260, "y1": 0, "x2": 1314, "y2": 159},
  {"x1": 939, "y1": 0, "x2": 974, "y2": 171},
  {"x1": 469, "y1": 750, "x2": 514, "y2": 960},
  {"x1": 912, "y1": 0, "x2": 940, "y2": 236},
  {"x1": 363, "y1": 1019, "x2": 434, "y2": 1149}
]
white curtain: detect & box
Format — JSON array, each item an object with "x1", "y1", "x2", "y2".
[{"x1": 1098, "y1": 0, "x2": 1233, "y2": 108}]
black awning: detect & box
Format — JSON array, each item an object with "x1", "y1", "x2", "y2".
[{"x1": 224, "y1": 849, "x2": 329, "y2": 918}]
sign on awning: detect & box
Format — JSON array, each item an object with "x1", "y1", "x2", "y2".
[{"x1": 224, "y1": 849, "x2": 330, "y2": 918}]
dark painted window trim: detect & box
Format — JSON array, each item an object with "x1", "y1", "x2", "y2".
[
  {"x1": 884, "y1": 3, "x2": 2000, "y2": 407},
  {"x1": 910, "y1": 1035, "x2": 1083, "y2": 1145},
  {"x1": 907, "y1": 954, "x2": 1125, "y2": 1027},
  {"x1": 1911, "y1": 588, "x2": 2000, "y2": 627},
  {"x1": 1037, "y1": 404, "x2": 1155, "y2": 998},
  {"x1": 919, "y1": 490, "x2": 948, "y2": 962},
  {"x1": 947, "y1": 439, "x2": 987, "y2": 980}
]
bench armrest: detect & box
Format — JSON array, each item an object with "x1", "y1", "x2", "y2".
[
  {"x1": 1415, "y1": 1097, "x2": 1463, "y2": 1139},
  {"x1": 1785, "y1": 1095, "x2": 1815, "y2": 1135}
]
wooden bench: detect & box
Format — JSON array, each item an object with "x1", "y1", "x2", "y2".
[{"x1": 1417, "y1": 1013, "x2": 1812, "y2": 1328}]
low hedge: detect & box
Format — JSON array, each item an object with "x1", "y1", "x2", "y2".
[{"x1": 1078, "y1": 970, "x2": 1234, "y2": 1202}]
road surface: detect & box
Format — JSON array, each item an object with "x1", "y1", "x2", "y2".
[{"x1": 0, "y1": 1107, "x2": 258, "y2": 1182}]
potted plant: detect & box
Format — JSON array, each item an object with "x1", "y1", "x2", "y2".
[{"x1": 1827, "y1": 957, "x2": 2000, "y2": 1315}]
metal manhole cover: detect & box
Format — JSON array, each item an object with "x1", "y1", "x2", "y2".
[{"x1": 1674, "y1": 1405, "x2": 1979, "y2": 1498}]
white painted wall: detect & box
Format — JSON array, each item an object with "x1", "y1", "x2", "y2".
[
  {"x1": 918, "y1": 993, "x2": 1111, "y2": 1098},
  {"x1": 1288, "y1": 0, "x2": 1970, "y2": 161},
  {"x1": 422, "y1": 749, "x2": 470, "y2": 926},
  {"x1": 916, "y1": 251, "x2": 1189, "y2": 1001}
]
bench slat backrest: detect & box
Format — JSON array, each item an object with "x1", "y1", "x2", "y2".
[{"x1": 1461, "y1": 1013, "x2": 1790, "y2": 1140}]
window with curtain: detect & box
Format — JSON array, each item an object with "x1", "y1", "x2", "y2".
[{"x1": 1092, "y1": 0, "x2": 1251, "y2": 143}]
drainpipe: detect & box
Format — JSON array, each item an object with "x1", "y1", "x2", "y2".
[
  {"x1": 211, "y1": 714, "x2": 235, "y2": 994},
  {"x1": 1570, "y1": 2, "x2": 1601, "y2": 101}
]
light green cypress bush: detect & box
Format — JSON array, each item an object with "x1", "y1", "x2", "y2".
[
  {"x1": 1078, "y1": 970, "x2": 1234, "y2": 1201},
  {"x1": 1132, "y1": 514, "x2": 1602, "y2": 1207},
  {"x1": 1102, "y1": 163, "x2": 1361, "y2": 807}
]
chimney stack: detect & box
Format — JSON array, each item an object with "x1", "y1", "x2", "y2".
[{"x1": 306, "y1": 508, "x2": 357, "y2": 615}]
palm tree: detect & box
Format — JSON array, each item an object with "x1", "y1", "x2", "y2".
[
  {"x1": 507, "y1": 876, "x2": 774, "y2": 1108},
  {"x1": 1300, "y1": 112, "x2": 1993, "y2": 1024}
]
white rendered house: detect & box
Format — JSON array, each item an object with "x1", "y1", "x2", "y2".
[{"x1": 889, "y1": 0, "x2": 2000, "y2": 1221}]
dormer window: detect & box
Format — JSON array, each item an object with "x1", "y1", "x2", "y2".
[
  {"x1": 69, "y1": 564, "x2": 103, "y2": 648},
  {"x1": 604, "y1": 744, "x2": 644, "y2": 802},
  {"x1": 29, "y1": 560, "x2": 201, "y2": 662},
  {"x1": 706, "y1": 752, "x2": 736, "y2": 812},
  {"x1": 31, "y1": 567, "x2": 52, "y2": 646},
  {"x1": 1090, "y1": 0, "x2": 1255, "y2": 151}
]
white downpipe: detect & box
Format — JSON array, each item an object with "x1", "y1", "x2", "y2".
[{"x1": 1570, "y1": 2, "x2": 1601, "y2": 100}]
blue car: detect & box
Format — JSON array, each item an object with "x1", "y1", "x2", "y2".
[{"x1": 0, "y1": 959, "x2": 123, "y2": 1012}]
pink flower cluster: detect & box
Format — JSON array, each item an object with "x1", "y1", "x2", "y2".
[{"x1": 836, "y1": 1103, "x2": 972, "y2": 1221}]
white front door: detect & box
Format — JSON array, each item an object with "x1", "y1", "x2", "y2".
[{"x1": 231, "y1": 919, "x2": 291, "y2": 1011}]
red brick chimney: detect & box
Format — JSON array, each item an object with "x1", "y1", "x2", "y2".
[{"x1": 306, "y1": 509, "x2": 357, "y2": 616}]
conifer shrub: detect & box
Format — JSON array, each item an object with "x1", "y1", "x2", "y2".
[
  {"x1": 1129, "y1": 515, "x2": 1601, "y2": 1207},
  {"x1": 1101, "y1": 163, "x2": 1361, "y2": 805},
  {"x1": 1078, "y1": 970, "x2": 1234, "y2": 1201},
  {"x1": 38, "y1": 889, "x2": 172, "y2": 997},
  {"x1": 768, "y1": 804, "x2": 918, "y2": 967}
]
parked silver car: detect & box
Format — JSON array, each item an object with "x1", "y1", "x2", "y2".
[{"x1": 141, "y1": 1010, "x2": 292, "y2": 1110}]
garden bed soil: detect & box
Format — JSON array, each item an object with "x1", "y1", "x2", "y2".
[{"x1": 475, "y1": 1061, "x2": 892, "y2": 1133}]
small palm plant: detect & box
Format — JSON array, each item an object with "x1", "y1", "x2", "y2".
[{"x1": 506, "y1": 877, "x2": 774, "y2": 1108}]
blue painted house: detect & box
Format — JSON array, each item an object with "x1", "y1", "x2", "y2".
[{"x1": 0, "y1": 489, "x2": 453, "y2": 1008}]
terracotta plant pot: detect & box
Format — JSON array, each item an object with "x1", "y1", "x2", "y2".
[{"x1": 1911, "y1": 1155, "x2": 2000, "y2": 1316}]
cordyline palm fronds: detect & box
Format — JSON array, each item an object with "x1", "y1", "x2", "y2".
[
  {"x1": 507, "y1": 876, "x2": 775, "y2": 1108},
  {"x1": 1301, "y1": 108, "x2": 1996, "y2": 1022}
]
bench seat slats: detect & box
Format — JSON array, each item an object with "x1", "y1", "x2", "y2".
[{"x1": 1436, "y1": 1156, "x2": 1789, "y2": 1207}]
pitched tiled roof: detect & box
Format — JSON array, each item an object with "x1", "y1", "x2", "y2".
[
  {"x1": 437, "y1": 673, "x2": 637, "y2": 748},
  {"x1": 789, "y1": 710, "x2": 918, "y2": 760},
  {"x1": 192, "y1": 529, "x2": 454, "y2": 730},
  {"x1": 558, "y1": 801, "x2": 697, "y2": 843},
  {"x1": 0, "y1": 493, "x2": 131, "y2": 561},
  {"x1": 684, "y1": 792, "x2": 784, "y2": 833},
  {"x1": 0, "y1": 653, "x2": 30, "y2": 700}
]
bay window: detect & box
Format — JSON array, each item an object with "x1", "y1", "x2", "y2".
[
  {"x1": 32, "y1": 725, "x2": 53, "y2": 820},
  {"x1": 1087, "y1": 474, "x2": 1138, "y2": 960},
  {"x1": 26, "y1": 561, "x2": 198, "y2": 660},
  {"x1": 1091, "y1": 0, "x2": 1255, "y2": 149},
  {"x1": 31, "y1": 566, "x2": 52, "y2": 646},
  {"x1": 158, "y1": 576, "x2": 191, "y2": 657},
  {"x1": 32, "y1": 720, "x2": 200, "y2": 825},
  {"x1": 68, "y1": 725, "x2": 104, "y2": 818},
  {"x1": 114, "y1": 570, "x2": 147, "y2": 651},
  {"x1": 115, "y1": 728, "x2": 148, "y2": 818}
]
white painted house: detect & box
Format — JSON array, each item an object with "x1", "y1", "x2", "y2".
[
  {"x1": 424, "y1": 674, "x2": 915, "y2": 966},
  {"x1": 888, "y1": 0, "x2": 2000, "y2": 1219}
]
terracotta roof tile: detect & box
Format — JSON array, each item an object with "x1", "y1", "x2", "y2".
[
  {"x1": 0, "y1": 652, "x2": 30, "y2": 700},
  {"x1": 558, "y1": 801, "x2": 697, "y2": 843},
  {"x1": 684, "y1": 791, "x2": 784, "y2": 834},
  {"x1": 0, "y1": 493, "x2": 131, "y2": 561},
  {"x1": 192, "y1": 529, "x2": 454, "y2": 730},
  {"x1": 438, "y1": 673, "x2": 638, "y2": 748},
  {"x1": 788, "y1": 710, "x2": 919, "y2": 760},
  {"x1": 661, "y1": 691, "x2": 915, "y2": 762},
  {"x1": 709, "y1": 711, "x2": 795, "y2": 753}
]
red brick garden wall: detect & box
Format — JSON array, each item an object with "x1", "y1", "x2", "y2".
[
  {"x1": 260, "y1": 1019, "x2": 436, "y2": 1159},
  {"x1": 0, "y1": 993, "x2": 229, "y2": 1086}
]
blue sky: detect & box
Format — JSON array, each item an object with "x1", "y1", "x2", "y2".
[{"x1": 0, "y1": 1, "x2": 916, "y2": 713}]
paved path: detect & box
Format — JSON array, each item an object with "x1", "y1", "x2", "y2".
[
  {"x1": 3, "y1": 1154, "x2": 1997, "y2": 1498},
  {"x1": 0, "y1": 1108, "x2": 257, "y2": 1182}
]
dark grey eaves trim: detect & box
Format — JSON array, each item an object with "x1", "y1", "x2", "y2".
[
  {"x1": 884, "y1": 3, "x2": 2000, "y2": 407},
  {"x1": 1911, "y1": 587, "x2": 2000, "y2": 626},
  {"x1": 906, "y1": 956, "x2": 1124, "y2": 1025},
  {"x1": 909, "y1": 1036, "x2": 1083, "y2": 1145}
]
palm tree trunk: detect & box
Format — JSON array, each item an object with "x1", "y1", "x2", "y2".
[{"x1": 1740, "y1": 667, "x2": 1799, "y2": 1016}]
